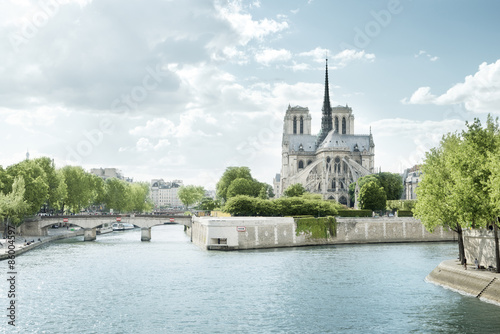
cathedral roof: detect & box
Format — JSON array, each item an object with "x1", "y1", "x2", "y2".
[
  {"x1": 317, "y1": 130, "x2": 372, "y2": 152},
  {"x1": 287, "y1": 134, "x2": 317, "y2": 152}
]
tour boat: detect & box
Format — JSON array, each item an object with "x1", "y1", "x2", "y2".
[
  {"x1": 97, "y1": 223, "x2": 113, "y2": 235},
  {"x1": 112, "y1": 223, "x2": 135, "y2": 231}
]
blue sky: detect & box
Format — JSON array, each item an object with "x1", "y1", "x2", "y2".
[{"x1": 1, "y1": 0, "x2": 500, "y2": 190}]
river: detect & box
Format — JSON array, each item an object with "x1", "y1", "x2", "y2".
[{"x1": 2, "y1": 224, "x2": 499, "y2": 333}]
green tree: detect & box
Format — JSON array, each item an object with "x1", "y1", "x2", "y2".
[
  {"x1": 358, "y1": 181, "x2": 386, "y2": 211},
  {"x1": 349, "y1": 174, "x2": 379, "y2": 205},
  {"x1": 376, "y1": 172, "x2": 404, "y2": 200},
  {"x1": 283, "y1": 183, "x2": 306, "y2": 197},
  {"x1": 198, "y1": 197, "x2": 220, "y2": 211},
  {"x1": 415, "y1": 116, "x2": 499, "y2": 267},
  {"x1": 0, "y1": 176, "x2": 29, "y2": 232},
  {"x1": 487, "y1": 142, "x2": 500, "y2": 272},
  {"x1": 226, "y1": 178, "x2": 259, "y2": 198},
  {"x1": 104, "y1": 177, "x2": 130, "y2": 213},
  {"x1": 61, "y1": 166, "x2": 94, "y2": 213},
  {"x1": 128, "y1": 182, "x2": 153, "y2": 213},
  {"x1": 216, "y1": 167, "x2": 253, "y2": 202},
  {"x1": 178, "y1": 185, "x2": 205, "y2": 209},
  {"x1": 33, "y1": 157, "x2": 61, "y2": 212},
  {"x1": 6, "y1": 159, "x2": 49, "y2": 216}
]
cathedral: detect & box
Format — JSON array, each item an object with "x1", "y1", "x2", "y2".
[{"x1": 275, "y1": 60, "x2": 375, "y2": 206}]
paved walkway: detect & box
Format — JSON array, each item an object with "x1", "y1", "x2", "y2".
[{"x1": 0, "y1": 228, "x2": 83, "y2": 259}]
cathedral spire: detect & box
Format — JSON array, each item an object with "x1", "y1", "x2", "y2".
[{"x1": 316, "y1": 59, "x2": 333, "y2": 147}]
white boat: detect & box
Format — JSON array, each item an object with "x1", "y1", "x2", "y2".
[
  {"x1": 112, "y1": 223, "x2": 135, "y2": 231},
  {"x1": 97, "y1": 223, "x2": 113, "y2": 235}
]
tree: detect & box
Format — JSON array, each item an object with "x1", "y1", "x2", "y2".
[
  {"x1": 198, "y1": 197, "x2": 220, "y2": 211},
  {"x1": 349, "y1": 174, "x2": 379, "y2": 205},
  {"x1": 415, "y1": 116, "x2": 499, "y2": 267},
  {"x1": 178, "y1": 185, "x2": 205, "y2": 209},
  {"x1": 358, "y1": 181, "x2": 386, "y2": 211},
  {"x1": 376, "y1": 172, "x2": 404, "y2": 200},
  {"x1": 0, "y1": 176, "x2": 29, "y2": 233},
  {"x1": 6, "y1": 160, "x2": 49, "y2": 216},
  {"x1": 226, "y1": 178, "x2": 258, "y2": 198},
  {"x1": 216, "y1": 167, "x2": 253, "y2": 202},
  {"x1": 61, "y1": 166, "x2": 94, "y2": 213},
  {"x1": 33, "y1": 157, "x2": 61, "y2": 212},
  {"x1": 104, "y1": 177, "x2": 130, "y2": 213},
  {"x1": 128, "y1": 182, "x2": 153, "y2": 213},
  {"x1": 283, "y1": 183, "x2": 306, "y2": 197}
]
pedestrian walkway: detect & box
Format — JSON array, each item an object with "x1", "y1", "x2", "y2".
[{"x1": 0, "y1": 228, "x2": 83, "y2": 259}]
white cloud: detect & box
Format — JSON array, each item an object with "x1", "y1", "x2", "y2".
[
  {"x1": 414, "y1": 50, "x2": 439, "y2": 62},
  {"x1": 254, "y1": 48, "x2": 292, "y2": 66},
  {"x1": 403, "y1": 59, "x2": 500, "y2": 113},
  {"x1": 215, "y1": 0, "x2": 288, "y2": 46},
  {"x1": 299, "y1": 47, "x2": 375, "y2": 68}
]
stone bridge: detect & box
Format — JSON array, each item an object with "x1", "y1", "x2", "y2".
[{"x1": 20, "y1": 215, "x2": 192, "y2": 242}]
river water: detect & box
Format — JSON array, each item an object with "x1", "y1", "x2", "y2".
[{"x1": 2, "y1": 224, "x2": 500, "y2": 333}]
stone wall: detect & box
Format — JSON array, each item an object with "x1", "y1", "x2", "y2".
[
  {"x1": 190, "y1": 217, "x2": 456, "y2": 251},
  {"x1": 427, "y1": 259, "x2": 500, "y2": 305},
  {"x1": 463, "y1": 229, "x2": 500, "y2": 270}
]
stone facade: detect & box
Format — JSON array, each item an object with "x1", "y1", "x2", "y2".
[
  {"x1": 189, "y1": 216, "x2": 456, "y2": 251},
  {"x1": 150, "y1": 179, "x2": 183, "y2": 209},
  {"x1": 276, "y1": 60, "x2": 375, "y2": 206}
]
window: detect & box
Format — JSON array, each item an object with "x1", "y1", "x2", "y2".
[
  {"x1": 298, "y1": 160, "x2": 304, "y2": 169},
  {"x1": 334, "y1": 157, "x2": 341, "y2": 173},
  {"x1": 293, "y1": 117, "x2": 297, "y2": 134},
  {"x1": 342, "y1": 117, "x2": 346, "y2": 134},
  {"x1": 334, "y1": 116, "x2": 339, "y2": 133},
  {"x1": 300, "y1": 116, "x2": 304, "y2": 134}
]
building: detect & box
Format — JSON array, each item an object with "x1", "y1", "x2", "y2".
[
  {"x1": 276, "y1": 60, "x2": 375, "y2": 206},
  {"x1": 150, "y1": 179, "x2": 184, "y2": 209},
  {"x1": 90, "y1": 168, "x2": 133, "y2": 182},
  {"x1": 401, "y1": 165, "x2": 422, "y2": 200}
]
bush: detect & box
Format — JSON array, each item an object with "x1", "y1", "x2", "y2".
[
  {"x1": 397, "y1": 210, "x2": 413, "y2": 217},
  {"x1": 296, "y1": 216, "x2": 336, "y2": 239},
  {"x1": 386, "y1": 200, "x2": 417, "y2": 211},
  {"x1": 337, "y1": 209, "x2": 372, "y2": 217},
  {"x1": 223, "y1": 194, "x2": 341, "y2": 217}
]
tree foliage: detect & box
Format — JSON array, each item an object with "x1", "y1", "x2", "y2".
[
  {"x1": 414, "y1": 116, "x2": 500, "y2": 267},
  {"x1": 283, "y1": 183, "x2": 307, "y2": 197},
  {"x1": 0, "y1": 176, "x2": 29, "y2": 226},
  {"x1": 224, "y1": 194, "x2": 341, "y2": 217},
  {"x1": 216, "y1": 167, "x2": 253, "y2": 202},
  {"x1": 358, "y1": 181, "x2": 386, "y2": 211},
  {"x1": 178, "y1": 185, "x2": 205, "y2": 209}
]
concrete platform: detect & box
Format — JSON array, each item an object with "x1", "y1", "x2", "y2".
[{"x1": 426, "y1": 259, "x2": 500, "y2": 306}]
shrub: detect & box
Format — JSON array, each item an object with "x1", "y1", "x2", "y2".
[
  {"x1": 337, "y1": 209, "x2": 372, "y2": 217},
  {"x1": 397, "y1": 210, "x2": 413, "y2": 217}
]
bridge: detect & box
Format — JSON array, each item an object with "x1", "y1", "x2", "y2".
[{"x1": 20, "y1": 214, "x2": 192, "y2": 242}]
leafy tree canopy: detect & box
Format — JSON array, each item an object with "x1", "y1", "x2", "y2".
[
  {"x1": 283, "y1": 183, "x2": 307, "y2": 197},
  {"x1": 178, "y1": 185, "x2": 205, "y2": 209},
  {"x1": 358, "y1": 180, "x2": 386, "y2": 211}
]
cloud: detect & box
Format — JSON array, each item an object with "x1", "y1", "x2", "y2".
[
  {"x1": 254, "y1": 48, "x2": 292, "y2": 66},
  {"x1": 299, "y1": 47, "x2": 375, "y2": 68},
  {"x1": 414, "y1": 50, "x2": 439, "y2": 62},
  {"x1": 403, "y1": 59, "x2": 500, "y2": 113}
]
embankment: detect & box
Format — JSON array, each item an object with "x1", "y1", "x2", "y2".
[
  {"x1": 427, "y1": 259, "x2": 500, "y2": 305},
  {"x1": 0, "y1": 230, "x2": 84, "y2": 261}
]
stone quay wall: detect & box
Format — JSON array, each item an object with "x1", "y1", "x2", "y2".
[
  {"x1": 427, "y1": 259, "x2": 500, "y2": 306},
  {"x1": 188, "y1": 216, "x2": 456, "y2": 251},
  {"x1": 463, "y1": 228, "x2": 500, "y2": 270}
]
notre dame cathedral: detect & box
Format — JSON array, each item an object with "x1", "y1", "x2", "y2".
[{"x1": 274, "y1": 60, "x2": 375, "y2": 206}]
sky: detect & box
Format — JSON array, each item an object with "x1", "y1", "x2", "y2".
[{"x1": 1, "y1": 0, "x2": 500, "y2": 190}]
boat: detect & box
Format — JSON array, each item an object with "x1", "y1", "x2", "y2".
[
  {"x1": 112, "y1": 223, "x2": 135, "y2": 231},
  {"x1": 97, "y1": 223, "x2": 113, "y2": 235}
]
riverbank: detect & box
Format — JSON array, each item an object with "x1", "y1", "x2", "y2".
[
  {"x1": 0, "y1": 228, "x2": 84, "y2": 261},
  {"x1": 426, "y1": 259, "x2": 500, "y2": 306}
]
